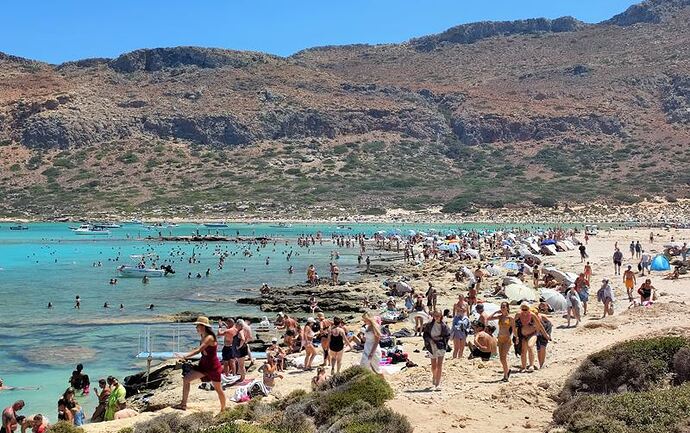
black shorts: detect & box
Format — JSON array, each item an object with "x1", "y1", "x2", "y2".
[
  {"x1": 471, "y1": 347, "x2": 491, "y2": 361},
  {"x1": 537, "y1": 336, "x2": 549, "y2": 350},
  {"x1": 222, "y1": 345, "x2": 235, "y2": 361},
  {"x1": 614, "y1": 260, "x2": 622, "y2": 266},
  {"x1": 236, "y1": 345, "x2": 249, "y2": 358}
]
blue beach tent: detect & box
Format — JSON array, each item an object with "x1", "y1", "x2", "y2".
[{"x1": 650, "y1": 255, "x2": 670, "y2": 271}]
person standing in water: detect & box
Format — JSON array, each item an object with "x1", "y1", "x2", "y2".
[
  {"x1": 74, "y1": 296, "x2": 81, "y2": 309},
  {"x1": 174, "y1": 317, "x2": 225, "y2": 412}
]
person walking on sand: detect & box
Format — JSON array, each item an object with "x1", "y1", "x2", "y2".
[
  {"x1": 535, "y1": 303, "x2": 553, "y2": 369},
  {"x1": 450, "y1": 306, "x2": 470, "y2": 359},
  {"x1": 613, "y1": 248, "x2": 623, "y2": 275},
  {"x1": 623, "y1": 265, "x2": 637, "y2": 302},
  {"x1": 532, "y1": 265, "x2": 541, "y2": 288},
  {"x1": 473, "y1": 264, "x2": 484, "y2": 291},
  {"x1": 360, "y1": 313, "x2": 383, "y2": 378},
  {"x1": 629, "y1": 241, "x2": 635, "y2": 259},
  {"x1": 635, "y1": 241, "x2": 641, "y2": 259},
  {"x1": 217, "y1": 318, "x2": 237, "y2": 376},
  {"x1": 640, "y1": 250, "x2": 651, "y2": 276},
  {"x1": 597, "y1": 279, "x2": 615, "y2": 318},
  {"x1": 412, "y1": 294, "x2": 427, "y2": 337},
  {"x1": 574, "y1": 273, "x2": 589, "y2": 315},
  {"x1": 327, "y1": 317, "x2": 351, "y2": 374},
  {"x1": 583, "y1": 262, "x2": 592, "y2": 284},
  {"x1": 174, "y1": 316, "x2": 226, "y2": 412},
  {"x1": 514, "y1": 302, "x2": 550, "y2": 372},
  {"x1": 488, "y1": 302, "x2": 514, "y2": 381},
  {"x1": 301, "y1": 318, "x2": 317, "y2": 370},
  {"x1": 425, "y1": 282, "x2": 437, "y2": 312},
  {"x1": 423, "y1": 310, "x2": 450, "y2": 391},
  {"x1": 578, "y1": 244, "x2": 587, "y2": 263},
  {"x1": 565, "y1": 288, "x2": 582, "y2": 327}
]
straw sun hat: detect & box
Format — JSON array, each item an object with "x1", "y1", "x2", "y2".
[{"x1": 193, "y1": 316, "x2": 212, "y2": 328}]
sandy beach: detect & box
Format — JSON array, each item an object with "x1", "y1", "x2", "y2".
[{"x1": 71, "y1": 226, "x2": 690, "y2": 433}]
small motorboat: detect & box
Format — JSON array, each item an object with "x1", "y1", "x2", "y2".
[
  {"x1": 117, "y1": 265, "x2": 166, "y2": 278},
  {"x1": 9, "y1": 224, "x2": 29, "y2": 231},
  {"x1": 204, "y1": 222, "x2": 229, "y2": 228},
  {"x1": 269, "y1": 222, "x2": 292, "y2": 228},
  {"x1": 73, "y1": 224, "x2": 110, "y2": 235},
  {"x1": 93, "y1": 222, "x2": 121, "y2": 229},
  {"x1": 585, "y1": 224, "x2": 599, "y2": 236}
]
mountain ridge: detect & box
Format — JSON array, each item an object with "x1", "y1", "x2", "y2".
[{"x1": 0, "y1": 0, "x2": 689, "y2": 218}]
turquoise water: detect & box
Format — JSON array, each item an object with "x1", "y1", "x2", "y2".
[{"x1": 0, "y1": 221, "x2": 562, "y2": 419}]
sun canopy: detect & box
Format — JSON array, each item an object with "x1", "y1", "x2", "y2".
[
  {"x1": 651, "y1": 255, "x2": 670, "y2": 271},
  {"x1": 505, "y1": 283, "x2": 538, "y2": 302}
]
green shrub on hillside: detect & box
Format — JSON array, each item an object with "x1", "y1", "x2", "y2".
[
  {"x1": 553, "y1": 384, "x2": 690, "y2": 433},
  {"x1": 328, "y1": 406, "x2": 413, "y2": 433},
  {"x1": 560, "y1": 336, "x2": 689, "y2": 401},
  {"x1": 134, "y1": 411, "x2": 214, "y2": 433}
]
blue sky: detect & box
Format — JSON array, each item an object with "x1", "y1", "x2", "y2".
[{"x1": 2, "y1": 0, "x2": 639, "y2": 64}]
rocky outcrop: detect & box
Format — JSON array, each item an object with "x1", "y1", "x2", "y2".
[
  {"x1": 450, "y1": 114, "x2": 624, "y2": 145},
  {"x1": 142, "y1": 115, "x2": 255, "y2": 147},
  {"x1": 410, "y1": 17, "x2": 585, "y2": 51},
  {"x1": 109, "y1": 47, "x2": 279, "y2": 73},
  {"x1": 662, "y1": 75, "x2": 690, "y2": 124},
  {"x1": 20, "y1": 113, "x2": 131, "y2": 149},
  {"x1": 603, "y1": 0, "x2": 690, "y2": 26},
  {"x1": 236, "y1": 283, "x2": 367, "y2": 314}
]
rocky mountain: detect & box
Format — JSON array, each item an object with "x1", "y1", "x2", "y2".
[{"x1": 0, "y1": 0, "x2": 689, "y2": 218}]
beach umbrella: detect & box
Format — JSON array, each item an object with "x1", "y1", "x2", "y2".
[
  {"x1": 505, "y1": 283, "x2": 538, "y2": 302},
  {"x1": 407, "y1": 229, "x2": 417, "y2": 236},
  {"x1": 540, "y1": 239, "x2": 557, "y2": 246},
  {"x1": 540, "y1": 288, "x2": 568, "y2": 312},
  {"x1": 485, "y1": 264, "x2": 501, "y2": 276},
  {"x1": 471, "y1": 302, "x2": 500, "y2": 317},
  {"x1": 651, "y1": 255, "x2": 671, "y2": 271},
  {"x1": 564, "y1": 272, "x2": 579, "y2": 284},
  {"x1": 465, "y1": 248, "x2": 480, "y2": 259},
  {"x1": 503, "y1": 261, "x2": 520, "y2": 271},
  {"x1": 503, "y1": 276, "x2": 522, "y2": 286},
  {"x1": 664, "y1": 242, "x2": 683, "y2": 249},
  {"x1": 540, "y1": 245, "x2": 557, "y2": 256},
  {"x1": 545, "y1": 267, "x2": 567, "y2": 283},
  {"x1": 502, "y1": 239, "x2": 513, "y2": 246}
]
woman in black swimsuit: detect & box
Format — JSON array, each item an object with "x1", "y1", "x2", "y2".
[{"x1": 326, "y1": 317, "x2": 351, "y2": 374}]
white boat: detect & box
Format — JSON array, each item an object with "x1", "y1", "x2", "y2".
[
  {"x1": 269, "y1": 222, "x2": 292, "y2": 228},
  {"x1": 93, "y1": 222, "x2": 121, "y2": 229},
  {"x1": 204, "y1": 222, "x2": 229, "y2": 228},
  {"x1": 73, "y1": 225, "x2": 111, "y2": 235},
  {"x1": 117, "y1": 265, "x2": 166, "y2": 278},
  {"x1": 123, "y1": 219, "x2": 143, "y2": 224},
  {"x1": 585, "y1": 225, "x2": 599, "y2": 236}
]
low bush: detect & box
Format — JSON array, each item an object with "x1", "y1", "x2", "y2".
[
  {"x1": 328, "y1": 406, "x2": 413, "y2": 433},
  {"x1": 560, "y1": 336, "x2": 690, "y2": 400},
  {"x1": 311, "y1": 367, "x2": 394, "y2": 425},
  {"x1": 46, "y1": 422, "x2": 84, "y2": 433},
  {"x1": 134, "y1": 411, "x2": 214, "y2": 433},
  {"x1": 206, "y1": 424, "x2": 274, "y2": 433},
  {"x1": 553, "y1": 383, "x2": 690, "y2": 433},
  {"x1": 673, "y1": 347, "x2": 690, "y2": 385},
  {"x1": 118, "y1": 428, "x2": 134, "y2": 433}
]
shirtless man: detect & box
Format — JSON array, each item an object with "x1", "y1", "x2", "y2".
[
  {"x1": 467, "y1": 321, "x2": 496, "y2": 361},
  {"x1": 623, "y1": 265, "x2": 637, "y2": 302},
  {"x1": 475, "y1": 303, "x2": 489, "y2": 325},
  {"x1": 473, "y1": 265, "x2": 484, "y2": 291},
  {"x1": 2, "y1": 401, "x2": 24, "y2": 433},
  {"x1": 217, "y1": 318, "x2": 237, "y2": 375}
]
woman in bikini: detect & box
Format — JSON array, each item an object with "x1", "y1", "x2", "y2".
[
  {"x1": 536, "y1": 303, "x2": 553, "y2": 369},
  {"x1": 301, "y1": 318, "x2": 317, "y2": 370},
  {"x1": 412, "y1": 295, "x2": 427, "y2": 337},
  {"x1": 514, "y1": 303, "x2": 550, "y2": 372},
  {"x1": 316, "y1": 312, "x2": 332, "y2": 367},
  {"x1": 259, "y1": 354, "x2": 283, "y2": 389},
  {"x1": 174, "y1": 316, "x2": 226, "y2": 411},
  {"x1": 466, "y1": 285, "x2": 478, "y2": 311},
  {"x1": 488, "y1": 302, "x2": 514, "y2": 381},
  {"x1": 327, "y1": 316, "x2": 351, "y2": 374}
]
